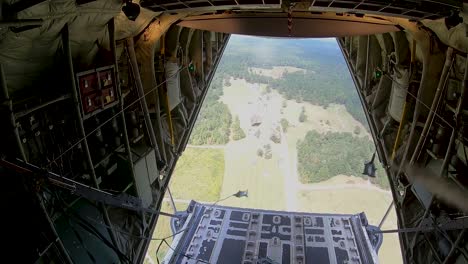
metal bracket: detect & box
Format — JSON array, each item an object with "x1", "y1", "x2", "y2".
[
  {"x1": 377, "y1": 216, "x2": 468, "y2": 234},
  {"x1": 1, "y1": 159, "x2": 180, "y2": 218}
]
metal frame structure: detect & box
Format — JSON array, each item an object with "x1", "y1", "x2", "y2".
[
  {"x1": 1, "y1": 1, "x2": 466, "y2": 263},
  {"x1": 141, "y1": 0, "x2": 460, "y2": 20},
  {"x1": 0, "y1": 11, "x2": 229, "y2": 262},
  {"x1": 338, "y1": 33, "x2": 468, "y2": 264}
]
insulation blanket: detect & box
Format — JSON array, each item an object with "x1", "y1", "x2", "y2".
[{"x1": 0, "y1": 0, "x2": 157, "y2": 96}]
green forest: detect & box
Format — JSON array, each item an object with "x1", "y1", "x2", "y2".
[
  {"x1": 218, "y1": 36, "x2": 367, "y2": 126},
  {"x1": 231, "y1": 116, "x2": 246, "y2": 141},
  {"x1": 270, "y1": 72, "x2": 365, "y2": 125},
  {"x1": 297, "y1": 131, "x2": 388, "y2": 189},
  {"x1": 189, "y1": 36, "x2": 368, "y2": 145},
  {"x1": 189, "y1": 74, "x2": 232, "y2": 145}
]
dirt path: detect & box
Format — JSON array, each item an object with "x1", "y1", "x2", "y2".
[{"x1": 278, "y1": 126, "x2": 298, "y2": 211}]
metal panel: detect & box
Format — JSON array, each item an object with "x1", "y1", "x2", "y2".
[
  {"x1": 166, "y1": 202, "x2": 382, "y2": 264},
  {"x1": 134, "y1": 157, "x2": 154, "y2": 208},
  {"x1": 146, "y1": 149, "x2": 159, "y2": 184},
  {"x1": 141, "y1": 0, "x2": 460, "y2": 20},
  {"x1": 178, "y1": 13, "x2": 399, "y2": 38}
]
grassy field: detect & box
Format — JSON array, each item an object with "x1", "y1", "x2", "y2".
[
  {"x1": 219, "y1": 138, "x2": 287, "y2": 210},
  {"x1": 249, "y1": 66, "x2": 306, "y2": 79},
  {"x1": 145, "y1": 148, "x2": 224, "y2": 263},
  {"x1": 169, "y1": 148, "x2": 224, "y2": 202}
]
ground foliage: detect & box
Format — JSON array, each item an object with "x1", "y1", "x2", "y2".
[{"x1": 298, "y1": 131, "x2": 388, "y2": 189}]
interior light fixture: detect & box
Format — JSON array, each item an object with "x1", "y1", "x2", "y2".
[{"x1": 122, "y1": 0, "x2": 140, "y2": 21}]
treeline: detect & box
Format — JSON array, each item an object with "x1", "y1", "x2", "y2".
[
  {"x1": 297, "y1": 131, "x2": 388, "y2": 189},
  {"x1": 189, "y1": 36, "x2": 369, "y2": 145},
  {"x1": 270, "y1": 72, "x2": 366, "y2": 125},
  {"x1": 231, "y1": 116, "x2": 246, "y2": 141},
  {"x1": 218, "y1": 37, "x2": 367, "y2": 126},
  {"x1": 189, "y1": 74, "x2": 232, "y2": 145}
]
